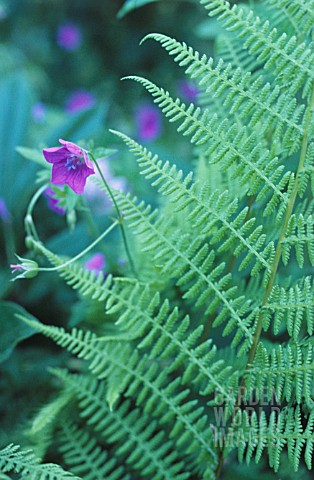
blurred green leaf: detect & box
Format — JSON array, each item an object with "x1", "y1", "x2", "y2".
[
  {"x1": 118, "y1": 0, "x2": 158, "y2": 18},
  {"x1": 45, "y1": 104, "x2": 108, "y2": 146},
  {"x1": 0, "y1": 72, "x2": 36, "y2": 215},
  {"x1": 15, "y1": 146, "x2": 47, "y2": 167},
  {"x1": 0, "y1": 302, "x2": 37, "y2": 363}
]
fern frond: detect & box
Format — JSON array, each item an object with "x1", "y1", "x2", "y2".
[
  {"x1": 299, "y1": 142, "x2": 314, "y2": 197},
  {"x1": 24, "y1": 239, "x2": 239, "y2": 402},
  {"x1": 24, "y1": 239, "x2": 239, "y2": 403},
  {"x1": 142, "y1": 33, "x2": 304, "y2": 152},
  {"x1": 27, "y1": 235, "x2": 118, "y2": 303},
  {"x1": 245, "y1": 342, "x2": 314, "y2": 405},
  {"x1": 59, "y1": 422, "x2": 130, "y2": 480},
  {"x1": 55, "y1": 371, "x2": 192, "y2": 480},
  {"x1": 114, "y1": 190, "x2": 257, "y2": 353},
  {"x1": 267, "y1": 0, "x2": 314, "y2": 38},
  {"x1": 20, "y1": 318, "x2": 217, "y2": 469},
  {"x1": 200, "y1": 0, "x2": 314, "y2": 96},
  {"x1": 282, "y1": 213, "x2": 314, "y2": 267},
  {"x1": 0, "y1": 443, "x2": 79, "y2": 480},
  {"x1": 229, "y1": 406, "x2": 314, "y2": 472},
  {"x1": 31, "y1": 390, "x2": 73, "y2": 435},
  {"x1": 111, "y1": 130, "x2": 275, "y2": 278},
  {"x1": 263, "y1": 276, "x2": 314, "y2": 338},
  {"x1": 124, "y1": 75, "x2": 291, "y2": 217},
  {"x1": 103, "y1": 282, "x2": 238, "y2": 405},
  {"x1": 215, "y1": 33, "x2": 260, "y2": 75}
]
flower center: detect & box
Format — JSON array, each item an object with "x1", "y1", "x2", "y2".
[{"x1": 65, "y1": 154, "x2": 84, "y2": 171}]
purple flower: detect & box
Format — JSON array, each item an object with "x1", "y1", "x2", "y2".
[
  {"x1": 43, "y1": 139, "x2": 95, "y2": 194},
  {"x1": 57, "y1": 22, "x2": 82, "y2": 51},
  {"x1": 85, "y1": 252, "x2": 106, "y2": 275},
  {"x1": 135, "y1": 104, "x2": 162, "y2": 141},
  {"x1": 0, "y1": 197, "x2": 11, "y2": 223},
  {"x1": 32, "y1": 102, "x2": 46, "y2": 123},
  {"x1": 65, "y1": 89, "x2": 96, "y2": 113},
  {"x1": 43, "y1": 187, "x2": 65, "y2": 215},
  {"x1": 178, "y1": 79, "x2": 199, "y2": 102}
]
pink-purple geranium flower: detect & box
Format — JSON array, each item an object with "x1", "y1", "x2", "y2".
[
  {"x1": 44, "y1": 187, "x2": 65, "y2": 215},
  {"x1": 178, "y1": 79, "x2": 199, "y2": 102},
  {"x1": 43, "y1": 139, "x2": 95, "y2": 194},
  {"x1": 65, "y1": 89, "x2": 96, "y2": 113},
  {"x1": 85, "y1": 252, "x2": 106, "y2": 275},
  {"x1": 135, "y1": 104, "x2": 162, "y2": 141},
  {"x1": 57, "y1": 22, "x2": 82, "y2": 51}
]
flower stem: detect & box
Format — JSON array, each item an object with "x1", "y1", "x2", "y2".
[
  {"x1": 33, "y1": 220, "x2": 118, "y2": 272},
  {"x1": 25, "y1": 184, "x2": 49, "y2": 240},
  {"x1": 25, "y1": 183, "x2": 119, "y2": 274},
  {"x1": 89, "y1": 152, "x2": 137, "y2": 277}
]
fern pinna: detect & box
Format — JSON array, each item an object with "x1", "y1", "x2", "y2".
[{"x1": 3, "y1": 0, "x2": 313, "y2": 479}]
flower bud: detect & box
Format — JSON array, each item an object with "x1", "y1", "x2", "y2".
[{"x1": 10, "y1": 255, "x2": 39, "y2": 281}]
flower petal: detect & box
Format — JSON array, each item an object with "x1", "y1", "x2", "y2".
[
  {"x1": 82, "y1": 150, "x2": 94, "y2": 170},
  {"x1": 52, "y1": 164, "x2": 94, "y2": 194},
  {"x1": 59, "y1": 138, "x2": 83, "y2": 156},
  {"x1": 51, "y1": 162, "x2": 70, "y2": 185},
  {"x1": 43, "y1": 146, "x2": 68, "y2": 164},
  {"x1": 58, "y1": 139, "x2": 94, "y2": 169}
]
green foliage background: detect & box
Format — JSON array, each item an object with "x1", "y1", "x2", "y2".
[{"x1": 0, "y1": 1, "x2": 313, "y2": 479}]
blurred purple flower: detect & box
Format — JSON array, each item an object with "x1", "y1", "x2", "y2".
[
  {"x1": 178, "y1": 79, "x2": 199, "y2": 102},
  {"x1": 57, "y1": 22, "x2": 81, "y2": 51},
  {"x1": 43, "y1": 139, "x2": 95, "y2": 194},
  {"x1": 117, "y1": 258, "x2": 126, "y2": 268},
  {"x1": 85, "y1": 252, "x2": 106, "y2": 275},
  {"x1": 0, "y1": 197, "x2": 11, "y2": 222},
  {"x1": 135, "y1": 104, "x2": 162, "y2": 141},
  {"x1": 43, "y1": 187, "x2": 65, "y2": 216},
  {"x1": 84, "y1": 158, "x2": 127, "y2": 213},
  {"x1": 65, "y1": 89, "x2": 96, "y2": 113},
  {"x1": 32, "y1": 102, "x2": 46, "y2": 123}
]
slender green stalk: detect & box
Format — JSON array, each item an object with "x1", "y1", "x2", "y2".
[
  {"x1": 33, "y1": 220, "x2": 118, "y2": 272},
  {"x1": 215, "y1": 83, "x2": 314, "y2": 480},
  {"x1": 24, "y1": 182, "x2": 119, "y2": 273},
  {"x1": 89, "y1": 152, "x2": 137, "y2": 277},
  {"x1": 25, "y1": 184, "x2": 49, "y2": 240},
  {"x1": 246, "y1": 82, "x2": 314, "y2": 368}
]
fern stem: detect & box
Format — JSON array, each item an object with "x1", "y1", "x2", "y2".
[
  {"x1": 89, "y1": 152, "x2": 137, "y2": 277},
  {"x1": 215, "y1": 82, "x2": 314, "y2": 480},
  {"x1": 246, "y1": 81, "x2": 314, "y2": 368}
]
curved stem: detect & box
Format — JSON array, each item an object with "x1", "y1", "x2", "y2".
[
  {"x1": 25, "y1": 184, "x2": 49, "y2": 240},
  {"x1": 89, "y1": 152, "x2": 137, "y2": 277},
  {"x1": 35, "y1": 220, "x2": 118, "y2": 272},
  {"x1": 25, "y1": 182, "x2": 119, "y2": 273}
]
